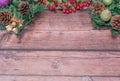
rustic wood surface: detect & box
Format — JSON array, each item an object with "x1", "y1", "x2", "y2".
[{"x1": 0, "y1": 10, "x2": 120, "y2": 81}]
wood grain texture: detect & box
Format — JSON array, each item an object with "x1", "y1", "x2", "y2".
[
  {"x1": 0, "y1": 10, "x2": 119, "y2": 80},
  {"x1": 1, "y1": 30, "x2": 120, "y2": 50},
  {"x1": 0, "y1": 10, "x2": 120, "y2": 50},
  {"x1": 26, "y1": 10, "x2": 93, "y2": 31},
  {"x1": 0, "y1": 76, "x2": 119, "y2": 81},
  {"x1": 0, "y1": 51, "x2": 120, "y2": 76}
]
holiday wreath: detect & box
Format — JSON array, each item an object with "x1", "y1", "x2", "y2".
[{"x1": 0, "y1": 0, "x2": 120, "y2": 36}]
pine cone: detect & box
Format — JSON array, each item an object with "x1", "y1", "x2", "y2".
[
  {"x1": 91, "y1": 2, "x2": 105, "y2": 14},
  {"x1": 18, "y1": 1, "x2": 30, "y2": 15},
  {"x1": 110, "y1": 15, "x2": 120, "y2": 30},
  {"x1": 0, "y1": 11, "x2": 12, "y2": 25}
]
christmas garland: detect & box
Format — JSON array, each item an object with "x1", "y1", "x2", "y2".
[
  {"x1": 0, "y1": 0, "x2": 44, "y2": 35},
  {"x1": 0, "y1": 0, "x2": 90, "y2": 35},
  {"x1": 0, "y1": 0, "x2": 120, "y2": 36},
  {"x1": 90, "y1": 0, "x2": 120, "y2": 36}
]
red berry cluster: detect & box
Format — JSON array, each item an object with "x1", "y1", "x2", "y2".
[{"x1": 48, "y1": 0, "x2": 91, "y2": 14}]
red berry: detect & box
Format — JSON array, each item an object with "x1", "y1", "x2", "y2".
[
  {"x1": 79, "y1": 4, "x2": 83, "y2": 8},
  {"x1": 74, "y1": 5, "x2": 77, "y2": 9},
  {"x1": 53, "y1": 5, "x2": 56, "y2": 8},
  {"x1": 49, "y1": 6, "x2": 52, "y2": 10},
  {"x1": 42, "y1": 0, "x2": 46, "y2": 4},
  {"x1": 87, "y1": 1, "x2": 91, "y2": 5},
  {"x1": 64, "y1": 2, "x2": 68, "y2": 7},
  {"x1": 59, "y1": 3, "x2": 63, "y2": 8},
  {"x1": 54, "y1": 1, "x2": 58, "y2": 7},
  {"x1": 87, "y1": 1, "x2": 91, "y2": 6},
  {"x1": 62, "y1": 9, "x2": 66, "y2": 13},
  {"x1": 86, "y1": 3, "x2": 90, "y2": 7},
  {"x1": 83, "y1": 3, "x2": 87, "y2": 7},
  {"x1": 87, "y1": 3, "x2": 89, "y2": 6},
  {"x1": 77, "y1": 5, "x2": 80, "y2": 10},
  {"x1": 65, "y1": 10, "x2": 69, "y2": 14},
  {"x1": 86, "y1": 3, "x2": 88, "y2": 6},
  {"x1": 69, "y1": 9, "x2": 72, "y2": 13},
  {"x1": 70, "y1": 0, "x2": 76, "y2": 4},
  {"x1": 73, "y1": 8, "x2": 76, "y2": 12},
  {"x1": 49, "y1": 5, "x2": 56, "y2": 11}
]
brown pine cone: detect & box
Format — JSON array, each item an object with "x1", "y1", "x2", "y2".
[
  {"x1": 0, "y1": 11, "x2": 12, "y2": 25},
  {"x1": 110, "y1": 15, "x2": 120, "y2": 30},
  {"x1": 91, "y1": 2, "x2": 105, "y2": 14},
  {"x1": 18, "y1": 1, "x2": 30, "y2": 15}
]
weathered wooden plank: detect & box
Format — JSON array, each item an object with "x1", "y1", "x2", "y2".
[
  {"x1": 0, "y1": 31, "x2": 7, "y2": 42},
  {"x1": 28, "y1": 10, "x2": 93, "y2": 31},
  {"x1": 0, "y1": 51, "x2": 119, "y2": 76},
  {"x1": 0, "y1": 76, "x2": 119, "y2": 81},
  {"x1": 1, "y1": 30, "x2": 120, "y2": 50}
]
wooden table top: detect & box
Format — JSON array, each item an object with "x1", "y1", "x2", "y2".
[{"x1": 0, "y1": 10, "x2": 120, "y2": 81}]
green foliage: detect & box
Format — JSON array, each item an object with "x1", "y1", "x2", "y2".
[
  {"x1": 58, "y1": 0, "x2": 62, "y2": 3},
  {"x1": 90, "y1": 0, "x2": 120, "y2": 36},
  {"x1": 0, "y1": 24, "x2": 6, "y2": 30},
  {"x1": 90, "y1": 13, "x2": 110, "y2": 29},
  {"x1": 110, "y1": 28, "x2": 119, "y2": 36},
  {"x1": 91, "y1": 0, "x2": 102, "y2": 2},
  {"x1": 47, "y1": 0, "x2": 54, "y2": 2},
  {"x1": 0, "y1": 0, "x2": 44, "y2": 35}
]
